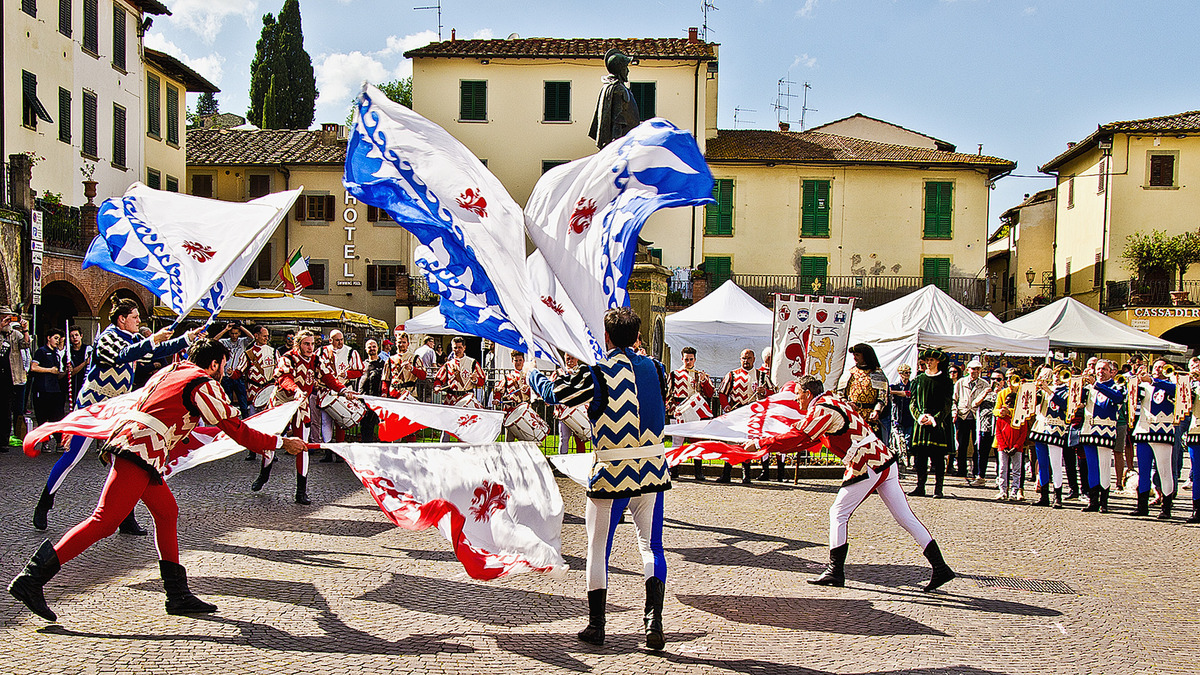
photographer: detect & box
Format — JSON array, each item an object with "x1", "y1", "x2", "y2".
[{"x1": 1, "y1": 308, "x2": 32, "y2": 449}]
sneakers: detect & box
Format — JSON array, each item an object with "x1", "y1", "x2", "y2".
[
  {"x1": 995, "y1": 491, "x2": 1008, "y2": 501},
  {"x1": 972, "y1": 477, "x2": 987, "y2": 487}
]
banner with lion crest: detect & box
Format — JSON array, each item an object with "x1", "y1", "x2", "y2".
[{"x1": 771, "y1": 295, "x2": 856, "y2": 392}]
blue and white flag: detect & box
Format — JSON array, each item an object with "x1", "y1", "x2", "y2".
[
  {"x1": 524, "y1": 118, "x2": 714, "y2": 349},
  {"x1": 84, "y1": 183, "x2": 300, "y2": 321},
  {"x1": 344, "y1": 84, "x2": 536, "y2": 355}
]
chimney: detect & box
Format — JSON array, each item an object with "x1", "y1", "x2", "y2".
[
  {"x1": 451, "y1": 28, "x2": 456, "y2": 41},
  {"x1": 688, "y1": 27, "x2": 699, "y2": 43},
  {"x1": 779, "y1": 121, "x2": 790, "y2": 132},
  {"x1": 319, "y1": 122, "x2": 340, "y2": 145},
  {"x1": 1067, "y1": 142, "x2": 1076, "y2": 149}
]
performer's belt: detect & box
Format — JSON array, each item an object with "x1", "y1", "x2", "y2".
[
  {"x1": 448, "y1": 389, "x2": 471, "y2": 396},
  {"x1": 396, "y1": 381, "x2": 417, "y2": 388},
  {"x1": 110, "y1": 410, "x2": 171, "y2": 441},
  {"x1": 594, "y1": 444, "x2": 667, "y2": 462}
]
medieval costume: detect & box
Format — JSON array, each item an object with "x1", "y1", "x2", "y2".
[
  {"x1": 1027, "y1": 383, "x2": 1070, "y2": 508},
  {"x1": 908, "y1": 350, "x2": 953, "y2": 498},
  {"x1": 1080, "y1": 378, "x2": 1125, "y2": 513},
  {"x1": 1185, "y1": 378, "x2": 1200, "y2": 523},
  {"x1": 434, "y1": 353, "x2": 486, "y2": 406},
  {"x1": 242, "y1": 341, "x2": 278, "y2": 412},
  {"x1": 718, "y1": 363, "x2": 762, "y2": 483},
  {"x1": 669, "y1": 363, "x2": 715, "y2": 480},
  {"x1": 316, "y1": 341, "x2": 364, "y2": 455},
  {"x1": 1130, "y1": 376, "x2": 1177, "y2": 519}
]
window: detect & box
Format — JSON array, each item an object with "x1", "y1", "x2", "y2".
[
  {"x1": 146, "y1": 168, "x2": 161, "y2": 190},
  {"x1": 112, "y1": 104, "x2": 127, "y2": 168},
  {"x1": 22, "y1": 71, "x2": 54, "y2": 129},
  {"x1": 705, "y1": 178, "x2": 734, "y2": 236},
  {"x1": 1098, "y1": 157, "x2": 1107, "y2": 193},
  {"x1": 367, "y1": 205, "x2": 393, "y2": 223},
  {"x1": 1066, "y1": 174, "x2": 1075, "y2": 208},
  {"x1": 543, "y1": 81, "x2": 570, "y2": 122},
  {"x1": 191, "y1": 174, "x2": 214, "y2": 198},
  {"x1": 704, "y1": 256, "x2": 732, "y2": 287},
  {"x1": 82, "y1": 0, "x2": 98, "y2": 54},
  {"x1": 799, "y1": 256, "x2": 828, "y2": 293},
  {"x1": 1064, "y1": 259, "x2": 1072, "y2": 295},
  {"x1": 59, "y1": 0, "x2": 72, "y2": 37},
  {"x1": 367, "y1": 263, "x2": 403, "y2": 294},
  {"x1": 22, "y1": 0, "x2": 36, "y2": 17},
  {"x1": 631, "y1": 82, "x2": 656, "y2": 120},
  {"x1": 166, "y1": 85, "x2": 179, "y2": 145},
  {"x1": 81, "y1": 90, "x2": 97, "y2": 157},
  {"x1": 923, "y1": 181, "x2": 953, "y2": 239},
  {"x1": 922, "y1": 257, "x2": 951, "y2": 292},
  {"x1": 800, "y1": 179, "x2": 831, "y2": 237},
  {"x1": 542, "y1": 160, "x2": 568, "y2": 174},
  {"x1": 459, "y1": 80, "x2": 487, "y2": 121},
  {"x1": 295, "y1": 194, "x2": 335, "y2": 222},
  {"x1": 307, "y1": 260, "x2": 328, "y2": 293},
  {"x1": 1094, "y1": 251, "x2": 1102, "y2": 288},
  {"x1": 58, "y1": 88, "x2": 71, "y2": 143},
  {"x1": 247, "y1": 244, "x2": 273, "y2": 282},
  {"x1": 112, "y1": 5, "x2": 126, "y2": 71},
  {"x1": 165, "y1": 175, "x2": 178, "y2": 192},
  {"x1": 1149, "y1": 153, "x2": 1176, "y2": 187},
  {"x1": 146, "y1": 74, "x2": 161, "y2": 138},
  {"x1": 248, "y1": 174, "x2": 271, "y2": 198}
]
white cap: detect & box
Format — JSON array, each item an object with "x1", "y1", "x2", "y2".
[{"x1": 966, "y1": 358, "x2": 983, "y2": 369}]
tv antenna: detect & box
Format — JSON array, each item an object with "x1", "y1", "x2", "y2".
[
  {"x1": 414, "y1": 1, "x2": 443, "y2": 41},
  {"x1": 774, "y1": 77, "x2": 796, "y2": 126},
  {"x1": 734, "y1": 106, "x2": 756, "y2": 128},
  {"x1": 799, "y1": 81, "x2": 817, "y2": 131},
  {"x1": 701, "y1": 1, "x2": 718, "y2": 41}
]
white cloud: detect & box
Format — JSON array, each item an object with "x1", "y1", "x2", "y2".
[
  {"x1": 472, "y1": 28, "x2": 494, "y2": 40},
  {"x1": 1023, "y1": 6, "x2": 1037, "y2": 15},
  {"x1": 315, "y1": 51, "x2": 390, "y2": 109},
  {"x1": 796, "y1": 0, "x2": 819, "y2": 17},
  {"x1": 792, "y1": 53, "x2": 818, "y2": 69},
  {"x1": 143, "y1": 32, "x2": 226, "y2": 84},
  {"x1": 167, "y1": 0, "x2": 259, "y2": 45},
  {"x1": 379, "y1": 30, "x2": 440, "y2": 56}
]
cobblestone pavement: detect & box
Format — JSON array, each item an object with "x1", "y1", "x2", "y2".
[{"x1": 2, "y1": 449, "x2": 1198, "y2": 675}]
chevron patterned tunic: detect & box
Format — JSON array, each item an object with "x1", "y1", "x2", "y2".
[
  {"x1": 758, "y1": 393, "x2": 896, "y2": 486},
  {"x1": 531, "y1": 347, "x2": 671, "y2": 498},
  {"x1": 1081, "y1": 380, "x2": 1125, "y2": 448},
  {"x1": 76, "y1": 326, "x2": 190, "y2": 408},
  {"x1": 1130, "y1": 378, "x2": 1177, "y2": 444}
]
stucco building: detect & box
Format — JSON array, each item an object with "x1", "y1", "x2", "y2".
[{"x1": 987, "y1": 188, "x2": 1057, "y2": 320}]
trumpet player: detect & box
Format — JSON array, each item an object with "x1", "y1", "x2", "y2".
[
  {"x1": 1185, "y1": 357, "x2": 1200, "y2": 524},
  {"x1": 1028, "y1": 367, "x2": 1071, "y2": 508},
  {"x1": 993, "y1": 370, "x2": 1030, "y2": 501},
  {"x1": 1130, "y1": 360, "x2": 1178, "y2": 519},
  {"x1": 1080, "y1": 359, "x2": 1125, "y2": 513}
]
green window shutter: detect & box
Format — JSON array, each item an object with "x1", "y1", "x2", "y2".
[
  {"x1": 704, "y1": 256, "x2": 732, "y2": 286},
  {"x1": 113, "y1": 104, "x2": 126, "y2": 168},
  {"x1": 82, "y1": 90, "x2": 97, "y2": 157},
  {"x1": 705, "y1": 179, "x2": 734, "y2": 236},
  {"x1": 166, "y1": 85, "x2": 179, "y2": 145},
  {"x1": 112, "y1": 6, "x2": 126, "y2": 71},
  {"x1": 801, "y1": 180, "x2": 830, "y2": 237},
  {"x1": 799, "y1": 256, "x2": 828, "y2": 294},
  {"x1": 58, "y1": 88, "x2": 71, "y2": 143},
  {"x1": 165, "y1": 175, "x2": 179, "y2": 193},
  {"x1": 59, "y1": 0, "x2": 72, "y2": 37},
  {"x1": 460, "y1": 81, "x2": 487, "y2": 121},
  {"x1": 147, "y1": 74, "x2": 160, "y2": 138},
  {"x1": 924, "y1": 181, "x2": 953, "y2": 239},
  {"x1": 923, "y1": 257, "x2": 951, "y2": 291},
  {"x1": 146, "y1": 169, "x2": 161, "y2": 190},
  {"x1": 543, "y1": 81, "x2": 570, "y2": 122},
  {"x1": 631, "y1": 82, "x2": 656, "y2": 120},
  {"x1": 83, "y1": 0, "x2": 98, "y2": 53}
]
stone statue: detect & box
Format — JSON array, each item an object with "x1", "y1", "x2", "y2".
[{"x1": 589, "y1": 48, "x2": 642, "y2": 149}]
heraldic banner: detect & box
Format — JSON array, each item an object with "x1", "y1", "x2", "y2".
[{"x1": 771, "y1": 294, "x2": 856, "y2": 392}]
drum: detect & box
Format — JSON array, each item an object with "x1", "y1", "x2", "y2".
[
  {"x1": 453, "y1": 394, "x2": 483, "y2": 409},
  {"x1": 556, "y1": 404, "x2": 591, "y2": 440},
  {"x1": 503, "y1": 402, "x2": 548, "y2": 443},
  {"x1": 675, "y1": 393, "x2": 712, "y2": 423},
  {"x1": 321, "y1": 395, "x2": 367, "y2": 427},
  {"x1": 317, "y1": 390, "x2": 338, "y2": 410},
  {"x1": 253, "y1": 384, "x2": 276, "y2": 409}
]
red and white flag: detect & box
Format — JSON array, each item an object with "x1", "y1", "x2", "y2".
[
  {"x1": 162, "y1": 401, "x2": 302, "y2": 478},
  {"x1": 662, "y1": 385, "x2": 805, "y2": 467},
  {"x1": 23, "y1": 390, "x2": 142, "y2": 455},
  {"x1": 328, "y1": 441, "x2": 565, "y2": 580},
  {"x1": 360, "y1": 395, "x2": 504, "y2": 444}
]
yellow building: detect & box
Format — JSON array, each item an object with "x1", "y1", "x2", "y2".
[
  {"x1": 703, "y1": 121, "x2": 1015, "y2": 308},
  {"x1": 142, "y1": 48, "x2": 217, "y2": 193},
  {"x1": 405, "y1": 33, "x2": 718, "y2": 269},
  {"x1": 1039, "y1": 110, "x2": 1200, "y2": 347},
  {"x1": 186, "y1": 124, "x2": 429, "y2": 329},
  {"x1": 988, "y1": 188, "x2": 1057, "y2": 320}
]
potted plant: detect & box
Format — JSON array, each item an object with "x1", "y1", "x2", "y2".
[
  {"x1": 80, "y1": 162, "x2": 97, "y2": 203},
  {"x1": 1122, "y1": 230, "x2": 1174, "y2": 305},
  {"x1": 1167, "y1": 230, "x2": 1200, "y2": 305}
]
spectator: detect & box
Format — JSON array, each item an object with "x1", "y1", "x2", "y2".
[
  {"x1": 890, "y1": 364, "x2": 914, "y2": 465},
  {"x1": 67, "y1": 326, "x2": 91, "y2": 401},
  {"x1": 358, "y1": 338, "x2": 387, "y2": 442},
  {"x1": 993, "y1": 369, "x2": 1030, "y2": 501},
  {"x1": 214, "y1": 322, "x2": 253, "y2": 418},
  {"x1": 953, "y1": 359, "x2": 989, "y2": 482},
  {"x1": 945, "y1": 364, "x2": 961, "y2": 475},
  {"x1": 971, "y1": 370, "x2": 1002, "y2": 486},
  {"x1": 1, "y1": 309, "x2": 32, "y2": 449},
  {"x1": 29, "y1": 328, "x2": 68, "y2": 452},
  {"x1": 413, "y1": 336, "x2": 438, "y2": 401}
]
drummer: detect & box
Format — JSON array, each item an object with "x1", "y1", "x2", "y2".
[
  {"x1": 243, "y1": 324, "x2": 278, "y2": 414},
  {"x1": 387, "y1": 331, "x2": 426, "y2": 400},
  {"x1": 556, "y1": 353, "x2": 588, "y2": 454},
  {"x1": 434, "y1": 337, "x2": 486, "y2": 406},
  {"x1": 670, "y1": 346, "x2": 715, "y2": 481},
  {"x1": 317, "y1": 330, "x2": 365, "y2": 462},
  {"x1": 495, "y1": 349, "x2": 535, "y2": 441}
]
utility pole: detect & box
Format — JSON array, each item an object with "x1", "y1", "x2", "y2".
[{"x1": 414, "y1": 1, "x2": 443, "y2": 41}]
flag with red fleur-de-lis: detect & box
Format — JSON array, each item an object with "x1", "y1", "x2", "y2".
[
  {"x1": 327, "y1": 441, "x2": 566, "y2": 580},
  {"x1": 359, "y1": 395, "x2": 504, "y2": 444}
]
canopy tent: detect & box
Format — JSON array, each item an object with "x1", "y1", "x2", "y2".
[
  {"x1": 1005, "y1": 297, "x2": 1188, "y2": 354},
  {"x1": 152, "y1": 288, "x2": 389, "y2": 331},
  {"x1": 400, "y1": 305, "x2": 469, "y2": 337},
  {"x1": 848, "y1": 284, "x2": 1050, "y2": 380},
  {"x1": 983, "y1": 312, "x2": 1002, "y2": 325},
  {"x1": 666, "y1": 280, "x2": 774, "y2": 377}
]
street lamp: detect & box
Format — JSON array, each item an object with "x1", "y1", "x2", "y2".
[{"x1": 1026, "y1": 267, "x2": 1036, "y2": 287}]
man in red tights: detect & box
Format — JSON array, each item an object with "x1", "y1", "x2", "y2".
[{"x1": 8, "y1": 339, "x2": 306, "y2": 622}]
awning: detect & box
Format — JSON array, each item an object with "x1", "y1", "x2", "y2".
[{"x1": 152, "y1": 288, "x2": 389, "y2": 331}]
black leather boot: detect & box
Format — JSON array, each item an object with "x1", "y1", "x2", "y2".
[
  {"x1": 295, "y1": 474, "x2": 312, "y2": 505},
  {"x1": 118, "y1": 509, "x2": 148, "y2": 536},
  {"x1": 922, "y1": 540, "x2": 955, "y2": 592},
  {"x1": 160, "y1": 561, "x2": 217, "y2": 615},
  {"x1": 807, "y1": 543, "x2": 847, "y2": 587},
  {"x1": 8, "y1": 540, "x2": 61, "y2": 621},
  {"x1": 1099, "y1": 487, "x2": 1110, "y2": 514},
  {"x1": 693, "y1": 459, "x2": 705, "y2": 481},
  {"x1": 251, "y1": 460, "x2": 273, "y2": 491},
  {"x1": 1052, "y1": 487, "x2": 1063, "y2": 509},
  {"x1": 740, "y1": 462, "x2": 752, "y2": 484},
  {"x1": 1157, "y1": 491, "x2": 1175, "y2": 520},
  {"x1": 1133, "y1": 491, "x2": 1150, "y2": 517},
  {"x1": 760, "y1": 458, "x2": 771, "y2": 482},
  {"x1": 776, "y1": 456, "x2": 786, "y2": 482},
  {"x1": 32, "y1": 485, "x2": 54, "y2": 531},
  {"x1": 578, "y1": 588, "x2": 606, "y2": 645},
  {"x1": 319, "y1": 448, "x2": 335, "y2": 463},
  {"x1": 716, "y1": 463, "x2": 732, "y2": 483},
  {"x1": 1034, "y1": 485, "x2": 1050, "y2": 507},
  {"x1": 1081, "y1": 487, "x2": 1100, "y2": 512},
  {"x1": 1187, "y1": 500, "x2": 1200, "y2": 524},
  {"x1": 644, "y1": 577, "x2": 665, "y2": 651}
]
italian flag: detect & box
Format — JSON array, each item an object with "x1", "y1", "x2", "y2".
[{"x1": 279, "y1": 248, "x2": 312, "y2": 292}]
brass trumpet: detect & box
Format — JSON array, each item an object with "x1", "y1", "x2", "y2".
[
  {"x1": 1163, "y1": 363, "x2": 1176, "y2": 377},
  {"x1": 1008, "y1": 373, "x2": 1023, "y2": 388},
  {"x1": 1056, "y1": 367, "x2": 1073, "y2": 384},
  {"x1": 1115, "y1": 373, "x2": 1129, "y2": 388}
]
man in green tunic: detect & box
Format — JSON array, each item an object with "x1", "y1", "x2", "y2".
[{"x1": 908, "y1": 348, "x2": 954, "y2": 498}]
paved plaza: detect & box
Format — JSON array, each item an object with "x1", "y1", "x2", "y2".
[{"x1": 2, "y1": 449, "x2": 1198, "y2": 675}]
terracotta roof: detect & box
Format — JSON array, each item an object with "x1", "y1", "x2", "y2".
[
  {"x1": 1040, "y1": 110, "x2": 1200, "y2": 173},
  {"x1": 144, "y1": 48, "x2": 219, "y2": 93},
  {"x1": 405, "y1": 37, "x2": 716, "y2": 60},
  {"x1": 131, "y1": 0, "x2": 171, "y2": 16},
  {"x1": 187, "y1": 128, "x2": 346, "y2": 166},
  {"x1": 705, "y1": 130, "x2": 1015, "y2": 176},
  {"x1": 808, "y1": 113, "x2": 956, "y2": 152},
  {"x1": 999, "y1": 187, "x2": 1056, "y2": 221}
]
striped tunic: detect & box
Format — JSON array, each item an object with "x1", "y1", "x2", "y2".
[{"x1": 76, "y1": 326, "x2": 190, "y2": 408}]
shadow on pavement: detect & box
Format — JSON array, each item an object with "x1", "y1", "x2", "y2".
[
  {"x1": 658, "y1": 652, "x2": 1012, "y2": 675},
  {"x1": 868, "y1": 587, "x2": 1063, "y2": 617},
  {"x1": 670, "y1": 545, "x2": 823, "y2": 573},
  {"x1": 491, "y1": 631, "x2": 708, "y2": 672},
  {"x1": 664, "y1": 517, "x2": 822, "y2": 551},
  {"x1": 245, "y1": 516, "x2": 397, "y2": 538},
  {"x1": 196, "y1": 541, "x2": 372, "y2": 569},
  {"x1": 675, "y1": 594, "x2": 949, "y2": 636}
]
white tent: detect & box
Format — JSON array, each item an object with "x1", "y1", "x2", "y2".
[
  {"x1": 1005, "y1": 297, "x2": 1188, "y2": 354},
  {"x1": 666, "y1": 280, "x2": 774, "y2": 377},
  {"x1": 849, "y1": 285, "x2": 1050, "y2": 380}
]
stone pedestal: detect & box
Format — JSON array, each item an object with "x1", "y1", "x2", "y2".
[{"x1": 627, "y1": 261, "x2": 671, "y2": 363}]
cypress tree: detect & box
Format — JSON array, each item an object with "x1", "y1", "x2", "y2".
[
  {"x1": 196, "y1": 92, "x2": 219, "y2": 115},
  {"x1": 247, "y1": 0, "x2": 317, "y2": 129}
]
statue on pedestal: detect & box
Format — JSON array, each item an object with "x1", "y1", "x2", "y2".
[{"x1": 588, "y1": 48, "x2": 642, "y2": 149}]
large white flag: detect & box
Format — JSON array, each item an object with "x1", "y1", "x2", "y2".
[
  {"x1": 329, "y1": 441, "x2": 566, "y2": 580},
  {"x1": 84, "y1": 183, "x2": 301, "y2": 321},
  {"x1": 359, "y1": 395, "x2": 503, "y2": 444},
  {"x1": 524, "y1": 118, "x2": 714, "y2": 360},
  {"x1": 772, "y1": 295, "x2": 856, "y2": 392},
  {"x1": 162, "y1": 401, "x2": 302, "y2": 478}
]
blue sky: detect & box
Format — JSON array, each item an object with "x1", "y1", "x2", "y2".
[{"x1": 149, "y1": 0, "x2": 1200, "y2": 230}]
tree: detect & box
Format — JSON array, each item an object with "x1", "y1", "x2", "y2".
[
  {"x1": 1122, "y1": 229, "x2": 1200, "y2": 289},
  {"x1": 247, "y1": 0, "x2": 317, "y2": 129},
  {"x1": 196, "y1": 92, "x2": 219, "y2": 115},
  {"x1": 345, "y1": 77, "x2": 412, "y2": 125}
]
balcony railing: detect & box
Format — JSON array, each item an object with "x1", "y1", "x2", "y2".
[
  {"x1": 1104, "y1": 279, "x2": 1200, "y2": 311},
  {"x1": 35, "y1": 197, "x2": 83, "y2": 252},
  {"x1": 732, "y1": 274, "x2": 990, "y2": 310}
]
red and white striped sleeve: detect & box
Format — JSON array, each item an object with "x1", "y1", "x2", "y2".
[
  {"x1": 758, "y1": 403, "x2": 842, "y2": 455},
  {"x1": 193, "y1": 379, "x2": 279, "y2": 452}
]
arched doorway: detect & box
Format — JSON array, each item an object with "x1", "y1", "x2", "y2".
[
  {"x1": 1160, "y1": 321, "x2": 1200, "y2": 354},
  {"x1": 38, "y1": 280, "x2": 89, "y2": 338}
]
